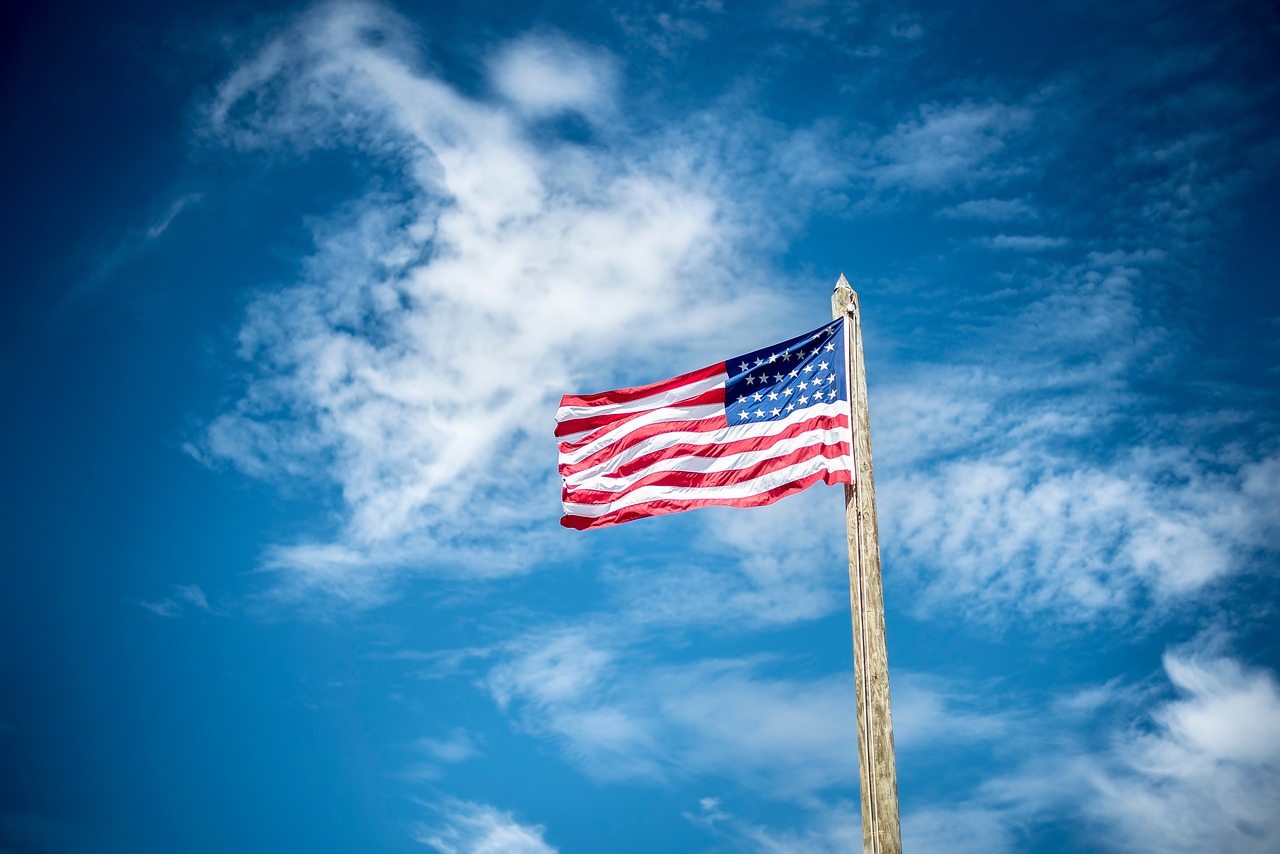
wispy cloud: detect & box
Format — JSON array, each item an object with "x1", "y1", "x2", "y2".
[
  {"x1": 413, "y1": 798, "x2": 557, "y2": 853},
  {"x1": 690, "y1": 797, "x2": 862, "y2": 853},
  {"x1": 865, "y1": 101, "x2": 1033, "y2": 190},
  {"x1": 703, "y1": 636, "x2": 1280, "y2": 854},
  {"x1": 61, "y1": 191, "x2": 202, "y2": 308},
  {"x1": 481, "y1": 610, "x2": 1058, "y2": 804},
  {"x1": 488, "y1": 633, "x2": 859, "y2": 795},
  {"x1": 398, "y1": 730, "x2": 482, "y2": 782},
  {"x1": 982, "y1": 234, "x2": 1068, "y2": 251},
  {"x1": 870, "y1": 240, "x2": 1280, "y2": 623},
  {"x1": 1087, "y1": 646, "x2": 1280, "y2": 852},
  {"x1": 937, "y1": 197, "x2": 1038, "y2": 221},
  {"x1": 139, "y1": 584, "x2": 221, "y2": 618}
]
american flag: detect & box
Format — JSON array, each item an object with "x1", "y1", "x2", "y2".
[{"x1": 556, "y1": 319, "x2": 855, "y2": 530}]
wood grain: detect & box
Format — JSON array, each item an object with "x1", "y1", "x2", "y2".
[{"x1": 833, "y1": 274, "x2": 902, "y2": 854}]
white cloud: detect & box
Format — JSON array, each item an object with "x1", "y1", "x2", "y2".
[
  {"x1": 867, "y1": 102, "x2": 1033, "y2": 190},
  {"x1": 608, "y1": 491, "x2": 850, "y2": 632},
  {"x1": 197, "y1": 1, "x2": 800, "y2": 603},
  {"x1": 413, "y1": 799, "x2": 557, "y2": 854},
  {"x1": 487, "y1": 624, "x2": 859, "y2": 793},
  {"x1": 415, "y1": 730, "x2": 481, "y2": 765},
  {"x1": 984, "y1": 233, "x2": 1069, "y2": 251},
  {"x1": 399, "y1": 730, "x2": 482, "y2": 782},
  {"x1": 728, "y1": 800, "x2": 862, "y2": 853},
  {"x1": 62, "y1": 190, "x2": 202, "y2": 308},
  {"x1": 146, "y1": 192, "x2": 203, "y2": 239},
  {"x1": 1087, "y1": 650, "x2": 1280, "y2": 853},
  {"x1": 484, "y1": 616, "x2": 1057, "y2": 802},
  {"x1": 937, "y1": 197, "x2": 1037, "y2": 221},
  {"x1": 872, "y1": 251, "x2": 1280, "y2": 623},
  {"x1": 139, "y1": 584, "x2": 219, "y2": 618},
  {"x1": 487, "y1": 33, "x2": 616, "y2": 120},
  {"x1": 732, "y1": 643, "x2": 1280, "y2": 854},
  {"x1": 140, "y1": 597, "x2": 183, "y2": 618},
  {"x1": 902, "y1": 805, "x2": 1017, "y2": 854}
]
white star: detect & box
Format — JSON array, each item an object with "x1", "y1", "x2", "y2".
[
  {"x1": 737, "y1": 395, "x2": 747, "y2": 404},
  {"x1": 798, "y1": 395, "x2": 809, "y2": 405},
  {"x1": 755, "y1": 408, "x2": 766, "y2": 418},
  {"x1": 811, "y1": 347, "x2": 821, "y2": 357},
  {"x1": 789, "y1": 369, "x2": 799, "y2": 378},
  {"x1": 829, "y1": 389, "x2": 839, "y2": 399},
  {"x1": 798, "y1": 381, "x2": 808, "y2": 391},
  {"x1": 768, "y1": 391, "x2": 779, "y2": 401},
  {"x1": 771, "y1": 407, "x2": 781, "y2": 416},
  {"x1": 745, "y1": 375, "x2": 755, "y2": 385},
  {"x1": 738, "y1": 411, "x2": 750, "y2": 420},
  {"x1": 825, "y1": 341, "x2": 836, "y2": 352},
  {"x1": 785, "y1": 403, "x2": 795, "y2": 412},
  {"x1": 803, "y1": 364, "x2": 814, "y2": 373},
  {"x1": 774, "y1": 373, "x2": 784, "y2": 383},
  {"x1": 739, "y1": 362, "x2": 751, "y2": 372},
  {"x1": 783, "y1": 387, "x2": 793, "y2": 397},
  {"x1": 753, "y1": 391, "x2": 764, "y2": 401},
  {"x1": 754, "y1": 357, "x2": 764, "y2": 367},
  {"x1": 826, "y1": 375, "x2": 836, "y2": 384},
  {"x1": 818, "y1": 360, "x2": 829, "y2": 370},
  {"x1": 768, "y1": 353, "x2": 779, "y2": 363}
]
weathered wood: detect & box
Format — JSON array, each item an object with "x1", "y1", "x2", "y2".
[{"x1": 832, "y1": 274, "x2": 902, "y2": 854}]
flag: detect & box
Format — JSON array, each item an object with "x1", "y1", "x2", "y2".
[{"x1": 556, "y1": 319, "x2": 855, "y2": 530}]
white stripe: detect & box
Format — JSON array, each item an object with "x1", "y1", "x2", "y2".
[
  {"x1": 557, "y1": 402, "x2": 725, "y2": 464},
  {"x1": 561, "y1": 401, "x2": 848, "y2": 473},
  {"x1": 565, "y1": 425, "x2": 852, "y2": 492},
  {"x1": 556, "y1": 373, "x2": 726, "y2": 423},
  {"x1": 562, "y1": 453, "x2": 854, "y2": 519}
]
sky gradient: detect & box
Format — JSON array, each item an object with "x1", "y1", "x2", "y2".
[{"x1": 3, "y1": 0, "x2": 1279, "y2": 851}]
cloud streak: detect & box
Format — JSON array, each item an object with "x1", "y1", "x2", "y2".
[{"x1": 413, "y1": 798, "x2": 557, "y2": 854}]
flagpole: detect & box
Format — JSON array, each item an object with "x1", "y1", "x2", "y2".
[{"x1": 833, "y1": 275, "x2": 902, "y2": 854}]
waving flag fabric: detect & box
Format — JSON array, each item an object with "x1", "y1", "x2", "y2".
[{"x1": 557, "y1": 319, "x2": 855, "y2": 530}]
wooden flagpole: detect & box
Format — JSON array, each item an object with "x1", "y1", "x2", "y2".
[{"x1": 832, "y1": 274, "x2": 902, "y2": 854}]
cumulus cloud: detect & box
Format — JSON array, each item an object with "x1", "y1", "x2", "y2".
[{"x1": 413, "y1": 798, "x2": 557, "y2": 854}]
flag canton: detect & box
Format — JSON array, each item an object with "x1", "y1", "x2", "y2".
[{"x1": 724, "y1": 320, "x2": 848, "y2": 424}]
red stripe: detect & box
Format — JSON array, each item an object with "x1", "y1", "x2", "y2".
[
  {"x1": 564, "y1": 442, "x2": 852, "y2": 505},
  {"x1": 559, "y1": 412, "x2": 729, "y2": 475},
  {"x1": 599, "y1": 413, "x2": 849, "y2": 479},
  {"x1": 554, "y1": 387, "x2": 725, "y2": 438},
  {"x1": 558, "y1": 362, "x2": 725, "y2": 409},
  {"x1": 560, "y1": 469, "x2": 852, "y2": 530}
]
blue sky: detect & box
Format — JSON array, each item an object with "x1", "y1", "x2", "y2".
[{"x1": 2, "y1": 0, "x2": 1279, "y2": 851}]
